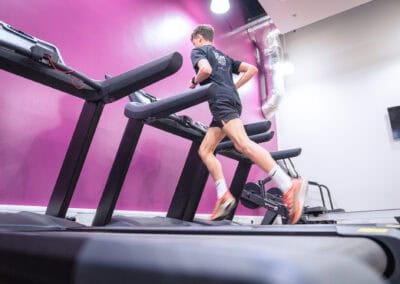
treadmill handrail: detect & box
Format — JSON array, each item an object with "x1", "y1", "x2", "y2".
[
  {"x1": 0, "y1": 48, "x2": 100, "y2": 100},
  {"x1": 0, "y1": 48, "x2": 182, "y2": 103},
  {"x1": 217, "y1": 131, "x2": 275, "y2": 162},
  {"x1": 221, "y1": 121, "x2": 271, "y2": 143},
  {"x1": 129, "y1": 90, "x2": 272, "y2": 139},
  {"x1": 219, "y1": 147, "x2": 301, "y2": 164},
  {"x1": 216, "y1": 131, "x2": 275, "y2": 152},
  {"x1": 270, "y1": 148, "x2": 302, "y2": 160},
  {"x1": 100, "y1": 52, "x2": 183, "y2": 102},
  {"x1": 124, "y1": 84, "x2": 217, "y2": 120}
]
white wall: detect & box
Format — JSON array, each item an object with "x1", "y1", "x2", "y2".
[{"x1": 276, "y1": 0, "x2": 400, "y2": 211}]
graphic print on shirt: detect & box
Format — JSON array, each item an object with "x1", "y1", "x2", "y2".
[{"x1": 213, "y1": 50, "x2": 226, "y2": 67}]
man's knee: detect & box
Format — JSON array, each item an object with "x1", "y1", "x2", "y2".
[
  {"x1": 198, "y1": 145, "x2": 213, "y2": 160},
  {"x1": 233, "y1": 138, "x2": 252, "y2": 154}
]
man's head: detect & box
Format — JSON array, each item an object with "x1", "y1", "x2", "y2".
[{"x1": 191, "y1": 24, "x2": 214, "y2": 47}]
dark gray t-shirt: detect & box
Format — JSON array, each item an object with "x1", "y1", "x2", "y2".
[{"x1": 190, "y1": 45, "x2": 242, "y2": 104}]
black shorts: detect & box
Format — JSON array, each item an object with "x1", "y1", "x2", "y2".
[{"x1": 209, "y1": 98, "x2": 242, "y2": 128}]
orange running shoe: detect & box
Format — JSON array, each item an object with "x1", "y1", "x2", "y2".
[
  {"x1": 209, "y1": 191, "x2": 236, "y2": 221},
  {"x1": 283, "y1": 179, "x2": 309, "y2": 224}
]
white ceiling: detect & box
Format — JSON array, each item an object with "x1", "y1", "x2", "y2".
[{"x1": 259, "y1": 0, "x2": 374, "y2": 33}]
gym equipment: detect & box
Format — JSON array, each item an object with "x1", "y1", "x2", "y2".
[
  {"x1": 300, "y1": 181, "x2": 347, "y2": 224},
  {"x1": 304, "y1": 209, "x2": 400, "y2": 225},
  {"x1": 241, "y1": 178, "x2": 288, "y2": 224},
  {"x1": 0, "y1": 21, "x2": 182, "y2": 229},
  {"x1": 1, "y1": 21, "x2": 400, "y2": 284},
  {"x1": 0, "y1": 21, "x2": 64, "y2": 64},
  {"x1": 92, "y1": 89, "x2": 273, "y2": 226},
  {"x1": 0, "y1": 227, "x2": 396, "y2": 284},
  {"x1": 240, "y1": 148, "x2": 346, "y2": 224}
]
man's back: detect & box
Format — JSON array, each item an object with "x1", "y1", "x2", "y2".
[{"x1": 191, "y1": 45, "x2": 241, "y2": 97}]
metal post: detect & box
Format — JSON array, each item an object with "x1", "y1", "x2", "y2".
[
  {"x1": 167, "y1": 142, "x2": 207, "y2": 220},
  {"x1": 226, "y1": 161, "x2": 252, "y2": 220},
  {"x1": 46, "y1": 100, "x2": 104, "y2": 217},
  {"x1": 92, "y1": 119, "x2": 144, "y2": 226}
]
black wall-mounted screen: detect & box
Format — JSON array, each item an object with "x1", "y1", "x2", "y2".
[{"x1": 388, "y1": 106, "x2": 400, "y2": 139}]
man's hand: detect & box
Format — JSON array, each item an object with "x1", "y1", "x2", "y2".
[
  {"x1": 189, "y1": 78, "x2": 197, "y2": 89},
  {"x1": 190, "y1": 59, "x2": 212, "y2": 89},
  {"x1": 235, "y1": 62, "x2": 258, "y2": 90}
]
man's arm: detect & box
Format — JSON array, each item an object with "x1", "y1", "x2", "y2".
[
  {"x1": 235, "y1": 62, "x2": 258, "y2": 90},
  {"x1": 189, "y1": 59, "x2": 212, "y2": 89}
]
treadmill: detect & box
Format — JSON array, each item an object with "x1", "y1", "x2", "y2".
[
  {"x1": 1, "y1": 22, "x2": 399, "y2": 284},
  {"x1": 2, "y1": 121, "x2": 397, "y2": 283},
  {"x1": 1, "y1": 87, "x2": 398, "y2": 283},
  {"x1": 92, "y1": 89, "x2": 274, "y2": 227},
  {"x1": 0, "y1": 20, "x2": 198, "y2": 230}
]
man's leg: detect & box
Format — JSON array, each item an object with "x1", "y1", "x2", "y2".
[
  {"x1": 221, "y1": 118, "x2": 276, "y2": 172},
  {"x1": 222, "y1": 118, "x2": 308, "y2": 224},
  {"x1": 198, "y1": 127, "x2": 226, "y2": 182},
  {"x1": 198, "y1": 127, "x2": 236, "y2": 220}
]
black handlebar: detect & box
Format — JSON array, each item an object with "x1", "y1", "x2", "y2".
[
  {"x1": 100, "y1": 52, "x2": 183, "y2": 102},
  {"x1": 124, "y1": 84, "x2": 217, "y2": 120}
]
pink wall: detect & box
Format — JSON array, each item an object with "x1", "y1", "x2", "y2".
[{"x1": 0, "y1": 0, "x2": 277, "y2": 215}]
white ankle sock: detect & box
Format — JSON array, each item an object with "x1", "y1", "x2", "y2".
[
  {"x1": 268, "y1": 164, "x2": 292, "y2": 193},
  {"x1": 215, "y1": 179, "x2": 228, "y2": 198}
]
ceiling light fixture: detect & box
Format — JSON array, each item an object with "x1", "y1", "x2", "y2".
[{"x1": 210, "y1": 0, "x2": 230, "y2": 14}]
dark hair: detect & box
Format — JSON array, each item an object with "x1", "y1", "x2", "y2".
[{"x1": 191, "y1": 24, "x2": 214, "y2": 41}]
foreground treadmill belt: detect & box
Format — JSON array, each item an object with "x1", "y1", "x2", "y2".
[
  {"x1": 84, "y1": 223, "x2": 400, "y2": 284},
  {"x1": 0, "y1": 228, "x2": 392, "y2": 284}
]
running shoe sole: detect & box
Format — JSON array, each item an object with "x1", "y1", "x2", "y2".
[
  {"x1": 290, "y1": 179, "x2": 309, "y2": 224},
  {"x1": 211, "y1": 198, "x2": 236, "y2": 221}
]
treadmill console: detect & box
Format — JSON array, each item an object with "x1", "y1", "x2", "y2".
[
  {"x1": 0, "y1": 21, "x2": 64, "y2": 64},
  {"x1": 129, "y1": 90, "x2": 158, "y2": 104}
]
